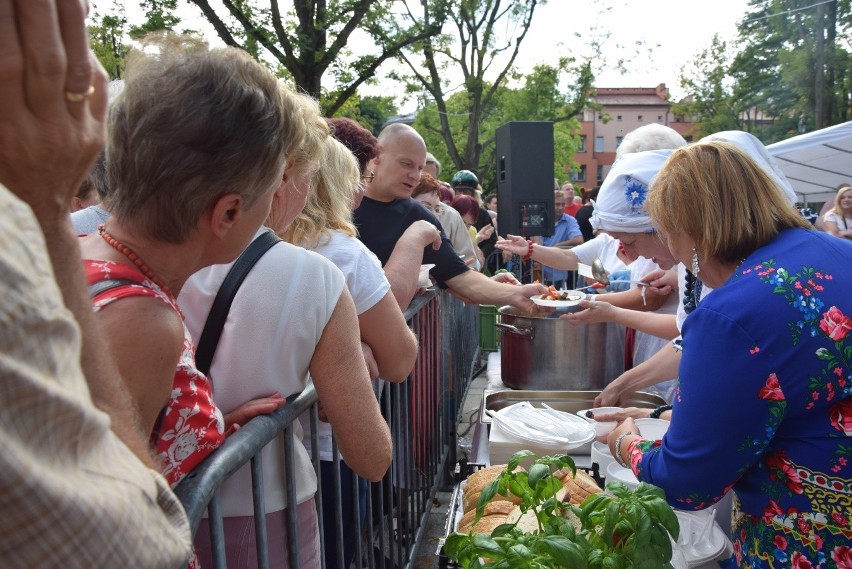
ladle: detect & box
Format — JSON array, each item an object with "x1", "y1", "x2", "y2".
[{"x1": 591, "y1": 257, "x2": 609, "y2": 285}]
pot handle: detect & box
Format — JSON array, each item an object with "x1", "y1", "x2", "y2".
[{"x1": 496, "y1": 322, "x2": 534, "y2": 339}]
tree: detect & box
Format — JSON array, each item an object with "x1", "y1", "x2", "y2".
[
  {"x1": 675, "y1": 0, "x2": 850, "y2": 143},
  {"x1": 88, "y1": 8, "x2": 130, "y2": 79},
  {"x1": 177, "y1": 0, "x2": 449, "y2": 115},
  {"x1": 672, "y1": 34, "x2": 742, "y2": 138},
  {"x1": 396, "y1": 0, "x2": 544, "y2": 177},
  {"x1": 413, "y1": 59, "x2": 595, "y2": 192}
]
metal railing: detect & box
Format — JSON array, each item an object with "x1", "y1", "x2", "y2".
[{"x1": 173, "y1": 289, "x2": 480, "y2": 568}]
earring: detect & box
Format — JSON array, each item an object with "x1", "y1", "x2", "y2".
[{"x1": 691, "y1": 248, "x2": 700, "y2": 277}]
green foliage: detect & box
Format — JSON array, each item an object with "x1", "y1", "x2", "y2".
[
  {"x1": 128, "y1": 0, "x2": 180, "y2": 38},
  {"x1": 174, "y1": 0, "x2": 449, "y2": 115},
  {"x1": 444, "y1": 452, "x2": 680, "y2": 569},
  {"x1": 412, "y1": 58, "x2": 595, "y2": 192},
  {"x1": 333, "y1": 95, "x2": 398, "y2": 134},
  {"x1": 677, "y1": 0, "x2": 851, "y2": 143},
  {"x1": 88, "y1": 9, "x2": 130, "y2": 79}
]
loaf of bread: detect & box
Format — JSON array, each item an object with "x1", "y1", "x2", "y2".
[
  {"x1": 462, "y1": 464, "x2": 524, "y2": 513},
  {"x1": 555, "y1": 467, "x2": 602, "y2": 505},
  {"x1": 457, "y1": 500, "x2": 515, "y2": 533}
]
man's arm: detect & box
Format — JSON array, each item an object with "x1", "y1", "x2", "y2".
[
  {"x1": 384, "y1": 220, "x2": 442, "y2": 309},
  {"x1": 445, "y1": 269, "x2": 547, "y2": 312},
  {"x1": 551, "y1": 235, "x2": 583, "y2": 247}
]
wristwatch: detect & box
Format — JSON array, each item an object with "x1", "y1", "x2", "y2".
[{"x1": 649, "y1": 404, "x2": 672, "y2": 419}]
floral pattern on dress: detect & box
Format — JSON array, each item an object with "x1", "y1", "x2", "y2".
[
  {"x1": 84, "y1": 260, "x2": 226, "y2": 487},
  {"x1": 627, "y1": 238, "x2": 852, "y2": 569}
]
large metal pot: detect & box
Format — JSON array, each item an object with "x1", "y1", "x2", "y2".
[{"x1": 497, "y1": 306, "x2": 625, "y2": 390}]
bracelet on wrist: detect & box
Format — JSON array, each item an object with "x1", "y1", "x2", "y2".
[
  {"x1": 649, "y1": 404, "x2": 672, "y2": 419},
  {"x1": 522, "y1": 239, "x2": 534, "y2": 261},
  {"x1": 614, "y1": 431, "x2": 634, "y2": 468}
]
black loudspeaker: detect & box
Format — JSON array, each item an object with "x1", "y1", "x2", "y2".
[{"x1": 495, "y1": 121, "x2": 555, "y2": 237}]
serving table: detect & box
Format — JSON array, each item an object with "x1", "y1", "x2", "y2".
[{"x1": 451, "y1": 351, "x2": 734, "y2": 569}]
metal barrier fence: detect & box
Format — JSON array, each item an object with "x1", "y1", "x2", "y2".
[{"x1": 173, "y1": 289, "x2": 480, "y2": 568}]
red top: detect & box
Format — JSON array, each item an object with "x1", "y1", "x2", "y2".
[
  {"x1": 563, "y1": 202, "x2": 582, "y2": 217},
  {"x1": 85, "y1": 260, "x2": 226, "y2": 487}
]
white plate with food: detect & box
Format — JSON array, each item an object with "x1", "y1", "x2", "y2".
[{"x1": 530, "y1": 289, "x2": 586, "y2": 308}]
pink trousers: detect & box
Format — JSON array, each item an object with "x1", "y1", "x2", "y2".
[{"x1": 194, "y1": 497, "x2": 321, "y2": 569}]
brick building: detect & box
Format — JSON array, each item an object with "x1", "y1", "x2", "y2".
[{"x1": 569, "y1": 83, "x2": 696, "y2": 188}]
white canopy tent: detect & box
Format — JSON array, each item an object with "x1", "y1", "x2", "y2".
[{"x1": 767, "y1": 120, "x2": 852, "y2": 205}]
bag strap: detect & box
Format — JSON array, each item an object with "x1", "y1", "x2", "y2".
[
  {"x1": 88, "y1": 278, "x2": 143, "y2": 299},
  {"x1": 194, "y1": 229, "x2": 281, "y2": 375}
]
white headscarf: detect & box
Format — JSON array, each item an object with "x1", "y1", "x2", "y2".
[
  {"x1": 591, "y1": 149, "x2": 673, "y2": 233},
  {"x1": 698, "y1": 130, "x2": 797, "y2": 205}
]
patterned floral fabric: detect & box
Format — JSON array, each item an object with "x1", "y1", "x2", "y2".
[
  {"x1": 84, "y1": 260, "x2": 226, "y2": 487},
  {"x1": 625, "y1": 229, "x2": 852, "y2": 568}
]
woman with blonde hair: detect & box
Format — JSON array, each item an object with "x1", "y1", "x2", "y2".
[
  {"x1": 608, "y1": 141, "x2": 852, "y2": 567},
  {"x1": 823, "y1": 185, "x2": 852, "y2": 240},
  {"x1": 280, "y1": 135, "x2": 417, "y2": 569},
  {"x1": 180, "y1": 94, "x2": 393, "y2": 569}
]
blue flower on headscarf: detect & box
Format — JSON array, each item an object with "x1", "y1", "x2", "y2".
[{"x1": 624, "y1": 175, "x2": 648, "y2": 213}]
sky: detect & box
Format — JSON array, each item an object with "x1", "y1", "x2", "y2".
[{"x1": 102, "y1": 0, "x2": 754, "y2": 112}]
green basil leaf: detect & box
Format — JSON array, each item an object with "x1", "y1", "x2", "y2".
[
  {"x1": 528, "y1": 463, "x2": 550, "y2": 487},
  {"x1": 533, "y1": 535, "x2": 588, "y2": 569},
  {"x1": 507, "y1": 542, "x2": 534, "y2": 561},
  {"x1": 508, "y1": 450, "x2": 535, "y2": 471},
  {"x1": 476, "y1": 479, "x2": 500, "y2": 516},
  {"x1": 470, "y1": 534, "x2": 504, "y2": 558}
]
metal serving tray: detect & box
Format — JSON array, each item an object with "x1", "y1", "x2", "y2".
[{"x1": 480, "y1": 389, "x2": 666, "y2": 425}]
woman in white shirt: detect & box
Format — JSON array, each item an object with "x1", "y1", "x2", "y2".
[
  {"x1": 281, "y1": 136, "x2": 418, "y2": 569},
  {"x1": 824, "y1": 185, "x2": 852, "y2": 240}
]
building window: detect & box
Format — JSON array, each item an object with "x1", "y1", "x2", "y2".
[
  {"x1": 570, "y1": 165, "x2": 586, "y2": 182},
  {"x1": 637, "y1": 115, "x2": 643, "y2": 121},
  {"x1": 617, "y1": 115, "x2": 622, "y2": 121},
  {"x1": 594, "y1": 136, "x2": 604, "y2": 152},
  {"x1": 658, "y1": 115, "x2": 663, "y2": 121},
  {"x1": 616, "y1": 136, "x2": 623, "y2": 148},
  {"x1": 597, "y1": 114, "x2": 603, "y2": 121},
  {"x1": 578, "y1": 135, "x2": 587, "y2": 152},
  {"x1": 596, "y1": 165, "x2": 604, "y2": 183}
]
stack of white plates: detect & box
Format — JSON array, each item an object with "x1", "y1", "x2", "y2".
[
  {"x1": 487, "y1": 402, "x2": 595, "y2": 465},
  {"x1": 672, "y1": 509, "x2": 729, "y2": 567}
]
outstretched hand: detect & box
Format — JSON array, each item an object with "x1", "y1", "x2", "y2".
[
  {"x1": 560, "y1": 298, "x2": 615, "y2": 325},
  {"x1": 494, "y1": 234, "x2": 529, "y2": 256}
]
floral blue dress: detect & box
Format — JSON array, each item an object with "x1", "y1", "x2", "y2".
[{"x1": 625, "y1": 228, "x2": 852, "y2": 568}]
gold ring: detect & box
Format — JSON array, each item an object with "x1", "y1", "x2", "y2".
[{"x1": 64, "y1": 85, "x2": 95, "y2": 103}]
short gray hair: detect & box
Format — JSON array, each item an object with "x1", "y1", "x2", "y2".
[
  {"x1": 425, "y1": 152, "x2": 442, "y2": 177},
  {"x1": 616, "y1": 124, "x2": 687, "y2": 158},
  {"x1": 107, "y1": 34, "x2": 301, "y2": 243}
]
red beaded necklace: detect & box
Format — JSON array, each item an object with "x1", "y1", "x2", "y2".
[{"x1": 98, "y1": 224, "x2": 172, "y2": 295}]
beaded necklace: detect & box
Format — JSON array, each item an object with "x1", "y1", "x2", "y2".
[
  {"x1": 98, "y1": 224, "x2": 172, "y2": 295},
  {"x1": 682, "y1": 270, "x2": 703, "y2": 314}
]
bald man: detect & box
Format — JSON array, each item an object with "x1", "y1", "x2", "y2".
[{"x1": 353, "y1": 124, "x2": 545, "y2": 311}]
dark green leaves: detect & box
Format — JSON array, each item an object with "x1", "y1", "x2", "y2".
[{"x1": 445, "y1": 453, "x2": 681, "y2": 568}]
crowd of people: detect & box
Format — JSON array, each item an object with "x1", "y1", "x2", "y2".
[{"x1": 1, "y1": 2, "x2": 849, "y2": 568}]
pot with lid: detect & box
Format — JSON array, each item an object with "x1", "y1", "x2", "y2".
[{"x1": 497, "y1": 306, "x2": 625, "y2": 390}]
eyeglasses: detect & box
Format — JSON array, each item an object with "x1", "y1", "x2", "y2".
[{"x1": 361, "y1": 170, "x2": 375, "y2": 183}]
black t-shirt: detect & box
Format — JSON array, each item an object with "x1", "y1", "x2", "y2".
[
  {"x1": 353, "y1": 196, "x2": 470, "y2": 286},
  {"x1": 576, "y1": 204, "x2": 595, "y2": 242}
]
